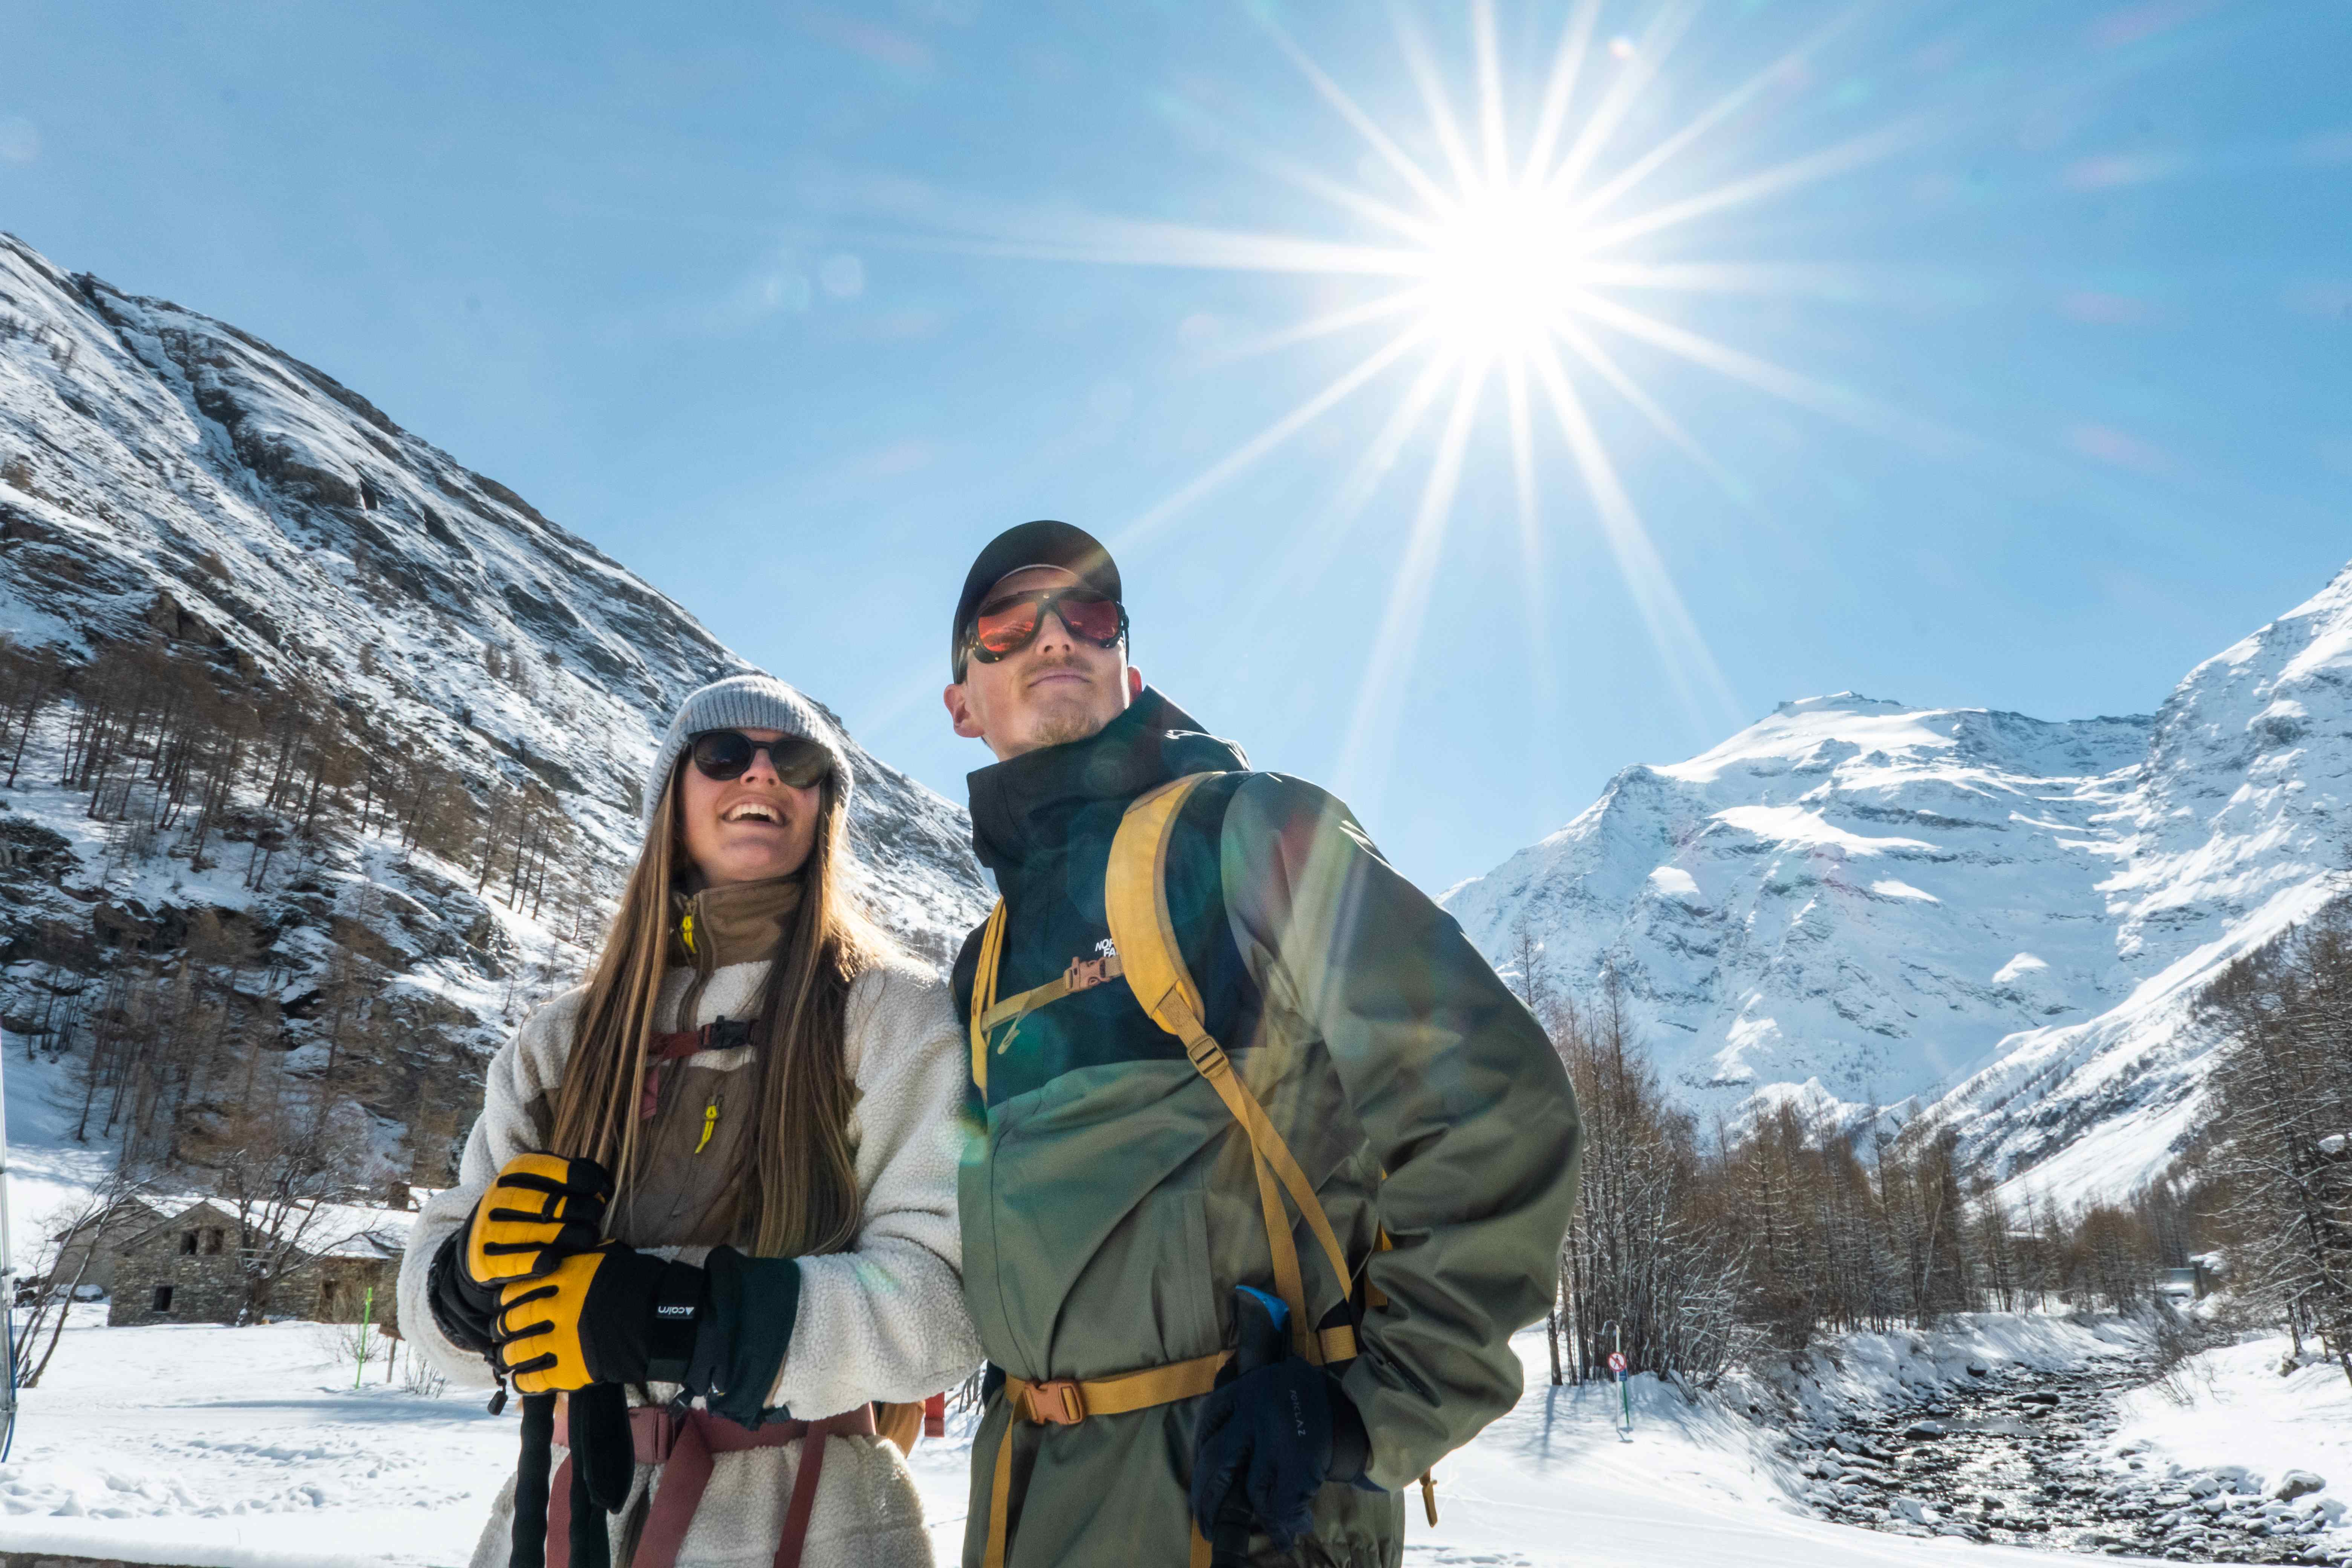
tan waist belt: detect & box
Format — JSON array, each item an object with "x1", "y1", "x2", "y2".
[{"x1": 984, "y1": 1350, "x2": 1232, "y2": 1568}]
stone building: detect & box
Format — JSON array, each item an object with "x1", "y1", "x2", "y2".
[
  {"x1": 109, "y1": 1199, "x2": 247, "y2": 1326},
  {"x1": 106, "y1": 1197, "x2": 409, "y2": 1332},
  {"x1": 300, "y1": 1224, "x2": 405, "y2": 1330},
  {"x1": 40, "y1": 1195, "x2": 172, "y2": 1301}
]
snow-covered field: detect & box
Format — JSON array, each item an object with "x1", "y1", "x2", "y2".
[
  {"x1": 7, "y1": 1308, "x2": 2343, "y2": 1568},
  {"x1": 0, "y1": 1312, "x2": 2213, "y2": 1568},
  {"x1": 0, "y1": 1314, "x2": 507, "y2": 1567},
  {"x1": 2108, "y1": 1335, "x2": 2352, "y2": 1509}
]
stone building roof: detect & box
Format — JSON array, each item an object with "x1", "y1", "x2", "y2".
[{"x1": 112, "y1": 1197, "x2": 415, "y2": 1265}]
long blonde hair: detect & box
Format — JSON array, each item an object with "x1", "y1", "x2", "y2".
[{"x1": 550, "y1": 764, "x2": 890, "y2": 1257}]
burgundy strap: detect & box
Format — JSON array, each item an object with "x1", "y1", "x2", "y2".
[
  {"x1": 628, "y1": 1412, "x2": 711, "y2": 1568},
  {"x1": 638, "y1": 1031, "x2": 706, "y2": 1121},
  {"x1": 639, "y1": 1018, "x2": 768, "y2": 1119},
  {"x1": 545, "y1": 1453, "x2": 575, "y2": 1568},
  {"x1": 621, "y1": 1407, "x2": 878, "y2": 1568},
  {"x1": 772, "y1": 1424, "x2": 827, "y2": 1568}
]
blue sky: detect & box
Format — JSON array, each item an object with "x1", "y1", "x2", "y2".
[{"x1": 5, "y1": 2, "x2": 2349, "y2": 891}]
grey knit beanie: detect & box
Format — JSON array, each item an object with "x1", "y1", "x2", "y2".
[{"x1": 642, "y1": 673, "x2": 853, "y2": 833}]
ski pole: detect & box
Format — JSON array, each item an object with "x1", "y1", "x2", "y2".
[{"x1": 510, "y1": 1389, "x2": 556, "y2": 1568}]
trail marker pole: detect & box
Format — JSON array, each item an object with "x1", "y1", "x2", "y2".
[
  {"x1": 1595, "y1": 1318, "x2": 1632, "y2": 1442},
  {"x1": 1607, "y1": 1320, "x2": 1631, "y2": 1442},
  {"x1": 354, "y1": 1285, "x2": 374, "y2": 1390}
]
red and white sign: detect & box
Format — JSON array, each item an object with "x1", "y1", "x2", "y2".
[{"x1": 1607, "y1": 1352, "x2": 1628, "y2": 1374}]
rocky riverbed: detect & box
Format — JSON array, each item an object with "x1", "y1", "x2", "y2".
[{"x1": 1783, "y1": 1356, "x2": 2351, "y2": 1563}]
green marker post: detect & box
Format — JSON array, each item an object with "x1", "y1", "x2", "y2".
[{"x1": 354, "y1": 1285, "x2": 374, "y2": 1389}]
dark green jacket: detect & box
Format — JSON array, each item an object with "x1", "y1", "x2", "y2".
[{"x1": 953, "y1": 692, "x2": 1581, "y2": 1568}]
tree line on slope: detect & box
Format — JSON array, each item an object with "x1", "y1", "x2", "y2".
[
  {"x1": 2185, "y1": 902, "x2": 2352, "y2": 1389},
  {"x1": 0, "y1": 632, "x2": 603, "y2": 1205},
  {"x1": 1510, "y1": 930, "x2": 2201, "y2": 1389}
]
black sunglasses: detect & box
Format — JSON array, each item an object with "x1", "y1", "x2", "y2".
[{"x1": 686, "y1": 730, "x2": 833, "y2": 786}]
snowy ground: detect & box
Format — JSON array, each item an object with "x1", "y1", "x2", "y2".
[
  {"x1": 0, "y1": 1313, "x2": 506, "y2": 1568},
  {"x1": 2108, "y1": 1335, "x2": 2352, "y2": 1504},
  {"x1": 0, "y1": 1312, "x2": 2183, "y2": 1568},
  {"x1": 6, "y1": 1308, "x2": 2342, "y2": 1568}
]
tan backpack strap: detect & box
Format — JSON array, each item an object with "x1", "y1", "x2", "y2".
[
  {"x1": 872, "y1": 1399, "x2": 924, "y2": 1455},
  {"x1": 1108, "y1": 773, "x2": 1355, "y2": 1365},
  {"x1": 969, "y1": 899, "x2": 1008, "y2": 1098}
]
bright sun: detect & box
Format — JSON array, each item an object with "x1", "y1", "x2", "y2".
[{"x1": 1417, "y1": 186, "x2": 1588, "y2": 357}]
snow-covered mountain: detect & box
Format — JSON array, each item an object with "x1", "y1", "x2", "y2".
[
  {"x1": 0, "y1": 231, "x2": 987, "y2": 1187},
  {"x1": 1444, "y1": 563, "x2": 2352, "y2": 1204},
  {"x1": 1914, "y1": 568, "x2": 2352, "y2": 1201}
]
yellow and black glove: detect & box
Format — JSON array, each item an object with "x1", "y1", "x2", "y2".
[
  {"x1": 466, "y1": 1153, "x2": 613, "y2": 1288},
  {"x1": 429, "y1": 1154, "x2": 614, "y2": 1358},
  {"x1": 493, "y1": 1243, "x2": 708, "y2": 1396}
]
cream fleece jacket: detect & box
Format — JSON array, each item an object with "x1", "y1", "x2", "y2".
[{"x1": 396, "y1": 952, "x2": 981, "y2": 1568}]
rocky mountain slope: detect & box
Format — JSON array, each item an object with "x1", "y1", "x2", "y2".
[
  {"x1": 0, "y1": 231, "x2": 987, "y2": 1187},
  {"x1": 1444, "y1": 563, "x2": 2352, "y2": 1205}
]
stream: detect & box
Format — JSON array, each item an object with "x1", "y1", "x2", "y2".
[{"x1": 1786, "y1": 1358, "x2": 2348, "y2": 1563}]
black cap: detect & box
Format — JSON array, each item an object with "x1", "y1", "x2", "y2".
[{"x1": 951, "y1": 519, "x2": 1123, "y2": 678}]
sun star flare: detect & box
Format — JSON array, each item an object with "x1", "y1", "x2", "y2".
[{"x1": 900, "y1": 1, "x2": 1919, "y2": 815}]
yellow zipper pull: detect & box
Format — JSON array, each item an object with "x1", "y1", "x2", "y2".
[{"x1": 695, "y1": 1095, "x2": 720, "y2": 1154}]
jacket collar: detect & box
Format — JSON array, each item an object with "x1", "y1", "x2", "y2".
[
  {"x1": 966, "y1": 688, "x2": 1247, "y2": 874},
  {"x1": 671, "y1": 875, "x2": 803, "y2": 971}
]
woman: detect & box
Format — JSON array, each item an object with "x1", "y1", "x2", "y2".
[{"x1": 398, "y1": 673, "x2": 981, "y2": 1568}]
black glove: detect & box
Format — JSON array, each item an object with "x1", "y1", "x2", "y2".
[
  {"x1": 494, "y1": 1243, "x2": 708, "y2": 1394},
  {"x1": 427, "y1": 1230, "x2": 499, "y2": 1356},
  {"x1": 1188, "y1": 1359, "x2": 1372, "y2": 1550},
  {"x1": 688, "y1": 1247, "x2": 803, "y2": 1429}
]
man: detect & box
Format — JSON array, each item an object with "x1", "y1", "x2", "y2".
[{"x1": 942, "y1": 520, "x2": 1581, "y2": 1568}]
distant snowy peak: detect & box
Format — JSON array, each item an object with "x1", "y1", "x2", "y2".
[
  {"x1": 1919, "y1": 557, "x2": 2352, "y2": 1200},
  {"x1": 1660, "y1": 693, "x2": 2153, "y2": 786},
  {"x1": 1445, "y1": 693, "x2": 2154, "y2": 1127},
  {"x1": 1452, "y1": 557, "x2": 2352, "y2": 1204}
]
